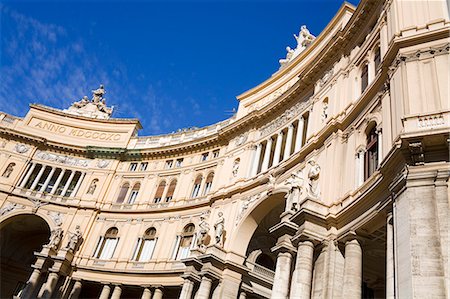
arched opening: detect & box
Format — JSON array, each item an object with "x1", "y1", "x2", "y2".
[
  {"x1": 203, "y1": 172, "x2": 214, "y2": 195},
  {"x1": 153, "y1": 181, "x2": 166, "y2": 203},
  {"x1": 0, "y1": 214, "x2": 50, "y2": 298},
  {"x1": 93, "y1": 227, "x2": 119, "y2": 260},
  {"x1": 165, "y1": 180, "x2": 177, "y2": 202},
  {"x1": 364, "y1": 124, "x2": 379, "y2": 180},
  {"x1": 127, "y1": 182, "x2": 141, "y2": 204},
  {"x1": 255, "y1": 253, "x2": 276, "y2": 271},
  {"x1": 116, "y1": 182, "x2": 130, "y2": 203},
  {"x1": 191, "y1": 175, "x2": 203, "y2": 198}
]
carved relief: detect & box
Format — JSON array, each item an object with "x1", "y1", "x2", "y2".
[
  {"x1": 48, "y1": 211, "x2": 64, "y2": 226},
  {"x1": 2, "y1": 163, "x2": 15, "y2": 178},
  {"x1": 87, "y1": 179, "x2": 98, "y2": 195},
  {"x1": 236, "y1": 193, "x2": 262, "y2": 224},
  {"x1": 65, "y1": 225, "x2": 83, "y2": 252},
  {"x1": 0, "y1": 202, "x2": 25, "y2": 216},
  {"x1": 260, "y1": 100, "x2": 310, "y2": 137},
  {"x1": 35, "y1": 150, "x2": 90, "y2": 167},
  {"x1": 14, "y1": 143, "x2": 29, "y2": 154},
  {"x1": 196, "y1": 215, "x2": 210, "y2": 250},
  {"x1": 234, "y1": 133, "x2": 248, "y2": 147},
  {"x1": 285, "y1": 170, "x2": 304, "y2": 212},
  {"x1": 97, "y1": 160, "x2": 110, "y2": 168}
]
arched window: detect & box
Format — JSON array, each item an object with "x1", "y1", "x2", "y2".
[
  {"x1": 374, "y1": 47, "x2": 381, "y2": 70},
  {"x1": 364, "y1": 126, "x2": 379, "y2": 180},
  {"x1": 153, "y1": 181, "x2": 166, "y2": 203},
  {"x1": 255, "y1": 253, "x2": 276, "y2": 271},
  {"x1": 116, "y1": 183, "x2": 129, "y2": 203},
  {"x1": 203, "y1": 173, "x2": 214, "y2": 195},
  {"x1": 191, "y1": 175, "x2": 203, "y2": 198},
  {"x1": 132, "y1": 227, "x2": 157, "y2": 262},
  {"x1": 361, "y1": 63, "x2": 369, "y2": 93},
  {"x1": 94, "y1": 227, "x2": 119, "y2": 259},
  {"x1": 127, "y1": 183, "x2": 140, "y2": 204},
  {"x1": 165, "y1": 180, "x2": 177, "y2": 202},
  {"x1": 173, "y1": 224, "x2": 196, "y2": 260},
  {"x1": 2, "y1": 162, "x2": 15, "y2": 178}
]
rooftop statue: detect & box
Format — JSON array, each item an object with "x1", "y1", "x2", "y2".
[
  {"x1": 279, "y1": 25, "x2": 316, "y2": 68},
  {"x1": 64, "y1": 84, "x2": 113, "y2": 119}
]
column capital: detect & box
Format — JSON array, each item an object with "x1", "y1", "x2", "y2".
[
  {"x1": 339, "y1": 231, "x2": 364, "y2": 245},
  {"x1": 271, "y1": 234, "x2": 296, "y2": 254}
]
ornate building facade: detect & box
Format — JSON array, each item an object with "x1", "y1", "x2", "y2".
[{"x1": 0, "y1": 1, "x2": 449, "y2": 298}]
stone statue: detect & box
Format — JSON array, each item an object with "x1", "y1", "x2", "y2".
[
  {"x1": 307, "y1": 160, "x2": 321, "y2": 198},
  {"x1": 46, "y1": 227, "x2": 63, "y2": 251},
  {"x1": 214, "y1": 212, "x2": 225, "y2": 247},
  {"x1": 196, "y1": 215, "x2": 210, "y2": 249},
  {"x1": 321, "y1": 102, "x2": 328, "y2": 122},
  {"x1": 91, "y1": 85, "x2": 106, "y2": 103},
  {"x1": 232, "y1": 159, "x2": 240, "y2": 177},
  {"x1": 65, "y1": 225, "x2": 82, "y2": 252},
  {"x1": 2, "y1": 163, "x2": 14, "y2": 178},
  {"x1": 285, "y1": 170, "x2": 304, "y2": 212},
  {"x1": 294, "y1": 25, "x2": 315, "y2": 50},
  {"x1": 73, "y1": 96, "x2": 89, "y2": 108},
  {"x1": 87, "y1": 179, "x2": 98, "y2": 195},
  {"x1": 279, "y1": 46, "x2": 295, "y2": 66}
]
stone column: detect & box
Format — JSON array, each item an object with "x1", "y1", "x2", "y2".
[
  {"x1": 153, "y1": 287, "x2": 163, "y2": 299},
  {"x1": 50, "y1": 169, "x2": 65, "y2": 195},
  {"x1": 294, "y1": 117, "x2": 304, "y2": 152},
  {"x1": 68, "y1": 280, "x2": 82, "y2": 299},
  {"x1": 196, "y1": 276, "x2": 213, "y2": 299},
  {"x1": 141, "y1": 287, "x2": 152, "y2": 299},
  {"x1": 271, "y1": 252, "x2": 293, "y2": 299},
  {"x1": 40, "y1": 167, "x2": 56, "y2": 192},
  {"x1": 386, "y1": 213, "x2": 394, "y2": 299},
  {"x1": 61, "y1": 171, "x2": 76, "y2": 197},
  {"x1": 179, "y1": 279, "x2": 195, "y2": 299},
  {"x1": 342, "y1": 238, "x2": 362, "y2": 299},
  {"x1": 377, "y1": 128, "x2": 382, "y2": 167},
  {"x1": 38, "y1": 272, "x2": 59, "y2": 299},
  {"x1": 110, "y1": 285, "x2": 122, "y2": 299},
  {"x1": 70, "y1": 173, "x2": 85, "y2": 198},
  {"x1": 283, "y1": 124, "x2": 294, "y2": 160},
  {"x1": 239, "y1": 291, "x2": 247, "y2": 299},
  {"x1": 289, "y1": 240, "x2": 314, "y2": 299},
  {"x1": 98, "y1": 284, "x2": 111, "y2": 299},
  {"x1": 261, "y1": 138, "x2": 273, "y2": 172},
  {"x1": 273, "y1": 132, "x2": 284, "y2": 166},
  {"x1": 19, "y1": 162, "x2": 36, "y2": 188},
  {"x1": 30, "y1": 165, "x2": 46, "y2": 190},
  {"x1": 20, "y1": 268, "x2": 41, "y2": 299},
  {"x1": 250, "y1": 143, "x2": 263, "y2": 177}
]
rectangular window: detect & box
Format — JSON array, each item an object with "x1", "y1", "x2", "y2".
[
  {"x1": 212, "y1": 150, "x2": 219, "y2": 158},
  {"x1": 374, "y1": 48, "x2": 381, "y2": 71},
  {"x1": 140, "y1": 162, "x2": 148, "y2": 171},
  {"x1": 175, "y1": 158, "x2": 183, "y2": 167},
  {"x1": 128, "y1": 190, "x2": 139, "y2": 204},
  {"x1": 132, "y1": 238, "x2": 157, "y2": 262},
  {"x1": 361, "y1": 64, "x2": 369, "y2": 93},
  {"x1": 165, "y1": 160, "x2": 173, "y2": 169},
  {"x1": 201, "y1": 153, "x2": 209, "y2": 161},
  {"x1": 129, "y1": 163, "x2": 138, "y2": 171},
  {"x1": 191, "y1": 183, "x2": 201, "y2": 198}
]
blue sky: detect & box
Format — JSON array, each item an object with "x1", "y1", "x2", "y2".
[{"x1": 1, "y1": 0, "x2": 358, "y2": 136}]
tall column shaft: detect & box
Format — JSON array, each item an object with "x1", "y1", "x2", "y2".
[
  {"x1": 289, "y1": 240, "x2": 314, "y2": 299},
  {"x1": 68, "y1": 280, "x2": 82, "y2": 299},
  {"x1": 61, "y1": 171, "x2": 75, "y2": 197},
  {"x1": 250, "y1": 144, "x2": 262, "y2": 176},
  {"x1": 20, "y1": 268, "x2": 41, "y2": 299},
  {"x1": 110, "y1": 285, "x2": 122, "y2": 299},
  {"x1": 70, "y1": 172, "x2": 85, "y2": 197},
  {"x1": 30, "y1": 165, "x2": 46, "y2": 190},
  {"x1": 98, "y1": 284, "x2": 111, "y2": 299},
  {"x1": 196, "y1": 277, "x2": 213, "y2": 299},
  {"x1": 283, "y1": 124, "x2": 294, "y2": 160},
  {"x1": 153, "y1": 288, "x2": 163, "y2": 299},
  {"x1": 273, "y1": 132, "x2": 284, "y2": 166},
  {"x1": 386, "y1": 213, "x2": 395, "y2": 299},
  {"x1": 271, "y1": 252, "x2": 293, "y2": 299},
  {"x1": 40, "y1": 167, "x2": 56, "y2": 192},
  {"x1": 38, "y1": 272, "x2": 59, "y2": 299},
  {"x1": 50, "y1": 169, "x2": 65, "y2": 195},
  {"x1": 179, "y1": 280, "x2": 194, "y2": 299},
  {"x1": 19, "y1": 163, "x2": 36, "y2": 188},
  {"x1": 141, "y1": 287, "x2": 152, "y2": 299},
  {"x1": 342, "y1": 239, "x2": 362, "y2": 299},
  {"x1": 261, "y1": 138, "x2": 273, "y2": 172},
  {"x1": 294, "y1": 117, "x2": 304, "y2": 152}
]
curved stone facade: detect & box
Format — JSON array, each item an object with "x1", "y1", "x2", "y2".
[{"x1": 1, "y1": 1, "x2": 449, "y2": 299}]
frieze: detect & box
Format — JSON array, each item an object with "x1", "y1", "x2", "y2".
[
  {"x1": 35, "y1": 150, "x2": 90, "y2": 168},
  {"x1": 418, "y1": 114, "x2": 445, "y2": 128},
  {"x1": 260, "y1": 100, "x2": 310, "y2": 137}
]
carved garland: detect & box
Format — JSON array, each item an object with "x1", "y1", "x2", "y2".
[
  {"x1": 35, "y1": 150, "x2": 90, "y2": 168},
  {"x1": 260, "y1": 100, "x2": 310, "y2": 137}
]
